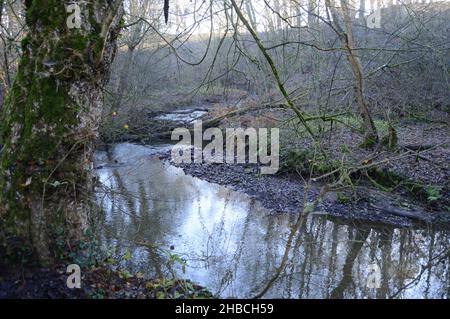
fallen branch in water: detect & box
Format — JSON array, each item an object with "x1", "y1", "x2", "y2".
[
  {"x1": 371, "y1": 204, "x2": 434, "y2": 223},
  {"x1": 141, "y1": 103, "x2": 286, "y2": 141}
]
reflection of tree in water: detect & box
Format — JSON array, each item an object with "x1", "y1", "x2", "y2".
[
  {"x1": 252, "y1": 216, "x2": 450, "y2": 298},
  {"x1": 330, "y1": 228, "x2": 370, "y2": 299},
  {"x1": 96, "y1": 147, "x2": 450, "y2": 298},
  {"x1": 98, "y1": 157, "x2": 192, "y2": 278},
  {"x1": 212, "y1": 197, "x2": 254, "y2": 296}
]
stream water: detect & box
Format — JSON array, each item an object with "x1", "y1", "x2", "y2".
[{"x1": 95, "y1": 143, "x2": 450, "y2": 299}]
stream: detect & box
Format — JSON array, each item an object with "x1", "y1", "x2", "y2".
[{"x1": 95, "y1": 142, "x2": 450, "y2": 299}]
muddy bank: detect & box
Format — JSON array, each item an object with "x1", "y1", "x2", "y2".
[{"x1": 159, "y1": 151, "x2": 450, "y2": 228}]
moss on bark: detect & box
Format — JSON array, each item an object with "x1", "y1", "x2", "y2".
[{"x1": 0, "y1": 0, "x2": 123, "y2": 265}]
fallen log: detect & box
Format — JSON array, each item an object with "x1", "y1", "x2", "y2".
[
  {"x1": 146, "y1": 103, "x2": 288, "y2": 140},
  {"x1": 401, "y1": 144, "x2": 439, "y2": 151},
  {"x1": 372, "y1": 204, "x2": 434, "y2": 223},
  {"x1": 147, "y1": 105, "x2": 349, "y2": 141}
]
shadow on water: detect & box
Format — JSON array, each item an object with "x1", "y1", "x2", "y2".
[{"x1": 95, "y1": 143, "x2": 450, "y2": 299}]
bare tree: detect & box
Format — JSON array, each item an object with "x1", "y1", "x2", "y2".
[
  {"x1": 112, "y1": 0, "x2": 156, "y2": 111},
  {"x1": 326, "y1": 0, "x2": 379, "y2": 145}
]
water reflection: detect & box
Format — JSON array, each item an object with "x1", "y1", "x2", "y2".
[{"x1": 96, "y1": 143, "x2": 450, "y2": 299}]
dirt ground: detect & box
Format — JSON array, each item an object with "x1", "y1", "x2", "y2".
[{"x1": 0, "y1": 260, "x2": 213, "y2": 299}]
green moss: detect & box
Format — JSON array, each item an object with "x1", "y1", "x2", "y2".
[
  {"x1": 313, "y1": 160, "x2": 341, "y2": 175},
  {"x1": 359, "y1": 134, "x2": 378, "y2": 148},
  {"x1": 365, "y1": 168, "x2": 447, "y2": 207},
  {"x1": 0, "y1": 0, "x2": 120, "y2": 265},
  {"x1": 279, "y1": 149, "x2": 343, "y2": 178},
  {"x1": 337, "y1": 192, "x2": 350, "y2": 204},
  {"x1": 366, "y1": 169, "x2": 401, "y2": 188},
  {"x1": 380, "y1": 126, "x2": 398, "y2": 150},
  {"x1": 374, "y1": 119, "x2": 390, "y2": 136},
  {"x1": 279, "y1": 149, "x2": 312, "y2": 173},
  {"x1": 69, "y1": 33, "x2": 90, "y2": 51},
  {"x1": 425, "y1": 185, "x2": 443, "y2": 202},
  {"x1": 25, "y1": 0, "x2": 66, "y2": 29}
]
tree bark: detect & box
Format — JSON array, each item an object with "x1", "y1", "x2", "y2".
[
  {"x1": 0, "y1": 0, "x2": 4, "y2": 108},
  {"x1": 0, "y1": 0, "x2": 123, "y2": 265},
  {"x1": 326, "y1": 0, "x2": 379, "y2": 146}
]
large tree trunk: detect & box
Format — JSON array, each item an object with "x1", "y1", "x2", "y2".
[
  {"x1": 0, "y1": 0, "x2": 123, "y2": 265},
  {"x1": 0, "y1": 0, "x2": 4, "y2": 108}
]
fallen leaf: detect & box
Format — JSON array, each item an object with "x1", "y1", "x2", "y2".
[{"x1": 21, "y1": 177, "x2": 32, "y2": 187}]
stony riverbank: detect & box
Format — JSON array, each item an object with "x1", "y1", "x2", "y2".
[{"x1": 159, "y1": 150, "x2": 450, "y2": 228}]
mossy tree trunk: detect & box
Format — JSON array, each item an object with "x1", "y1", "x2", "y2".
[{"x1": 0, "y1": 0, "x2": 123, "y2": 265}]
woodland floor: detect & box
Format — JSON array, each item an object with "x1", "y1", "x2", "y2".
[{"x1": 0, "y1": 259, "x2": 212, "y2": 299}]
